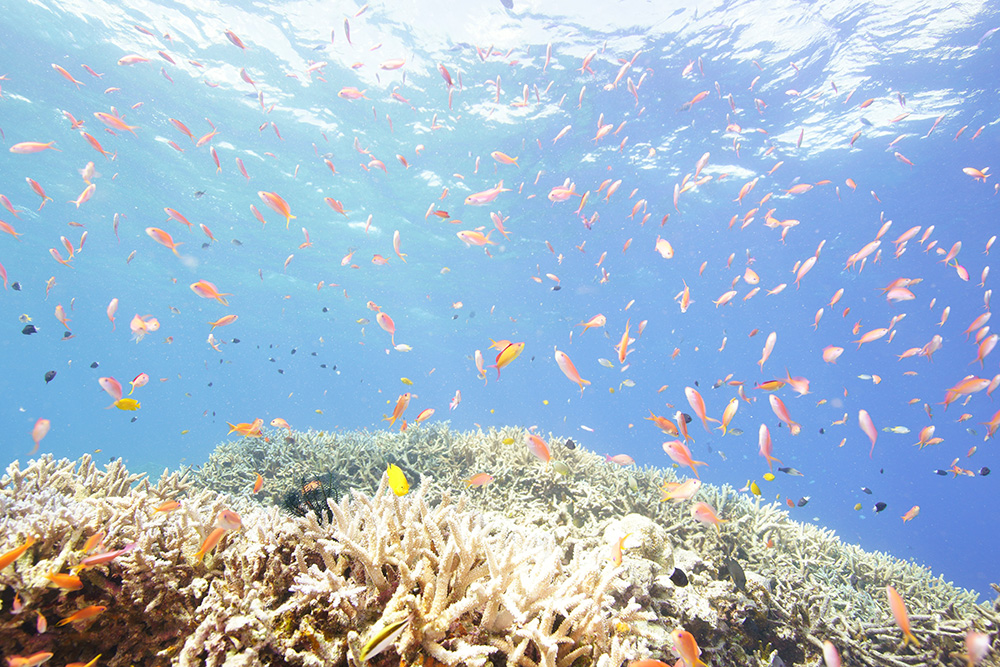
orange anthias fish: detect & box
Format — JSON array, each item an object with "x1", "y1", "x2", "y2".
[
  {"x1": 685, "y1": 386, "x2": 719, "y2": 432},
  {"x1": 45, "y1": 572, "x2": 83, "y2": 590},
  {"x1": 56, "y1": 605, "x2": 107, "y2": 626},
  {"x1": 886, "y1": 584, "x2": 920, "y2": 647},
  {"x1": 617, "y1": 320, "x2": 633, "y2": 364},
  {"x1": 769, "y1": 394, "x2": 801, "y2": 435},
  {"x1": 670, "y1": 628, "x2": 708, "y2": 667},
  {"x1": 660, "y1": 478, "x2": 701, "y2": 503},
  {"x1": 0, "y1": 535, "x2": 36, "y2": 570},
  {"x1": 758, "y1": 424, "x2": 782, "y2": 472},
  {"x1": 576, "y1": 313, "x2": 606, "y2": 333},
  {"x1": 465, "y1": 472, "x2": 494, "y2": 487},
  {"x1": 554, "y1": 348, "x2": 590, "y2": 392},
  {"x1": 146, "y1": 227, "x2": 184, "y2": 257},
  {"x1": 383, "y1": 392, "x2": 411, "y2": 427},
  {"x1": 227, "y1": 418, "x2": 263, "y2": 437},
  {"x1": 190, "y1": 280, "x2": 231, "y2": 305},
  {"x1": 6, "y1": 652, "x2": 55, "y2": 667},
  {"x1": 662, "y1": 440, "x2": 708, "y2": 478},
  {"x1": 258, "y1": 191, "x2": 295, "y2": 227},
  {"x1": 464, "y1": 180, "x2": 511, "y2": 205},
  {"x1": 526, "y1": 433, "x2": 551, "y2": 463},
  {"x1": 690, "y1": 502, "x2": 726, "y2": 533},
  {"x1": 645, "y1": 411, "x2": 679, "y2": 437},
  {"x1": 717, "y1": 398, "x2": 739, "y2": 435}
]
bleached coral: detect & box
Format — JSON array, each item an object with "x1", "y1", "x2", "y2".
[
  {"x1": 4, "y1": 426, "x2": 999, "y2": 667},
  {"x1": 0, "y1": 450, "x2": 633, "y2": 667}
]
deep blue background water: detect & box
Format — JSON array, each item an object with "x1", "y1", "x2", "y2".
[{"x1": 0, "y1": 0, "x2": 997, "y2": 597}]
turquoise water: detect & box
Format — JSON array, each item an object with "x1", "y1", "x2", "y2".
[{"x1": 0, "y1": 0, "x2": 997, "y2": 597}]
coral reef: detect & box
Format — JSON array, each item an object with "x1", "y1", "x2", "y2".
[{"x1": 1, "y1": 425, "x2": 998, "y2": 667}]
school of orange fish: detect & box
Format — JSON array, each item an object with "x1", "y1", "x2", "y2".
[{"x1": 1, "y1": 4, "x2": 998, "y2": 665}]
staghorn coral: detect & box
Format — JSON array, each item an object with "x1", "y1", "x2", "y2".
[
  {"x1": 194, "y1": 425, "x2": 1000, "y2": 666},
  {"x1": 2, "y1": 427, "x2": 999, "y2": 666},
  {"x1": 0, "y1": 447, "x2": 637, "y2": 667}
]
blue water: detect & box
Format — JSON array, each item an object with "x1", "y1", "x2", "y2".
[{"x1": 1, "y1": 0, "x2": 997, "y2": 597}]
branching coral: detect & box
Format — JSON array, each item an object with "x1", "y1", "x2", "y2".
[{"x1": 3, "y1": 427, "x2": 998, "y2": 667}]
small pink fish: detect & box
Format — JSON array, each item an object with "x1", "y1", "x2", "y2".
[
  {"x1": 30, "y1": 418, "x2": 50, "y2": 454},
  {"x1": 128, "y1": 373, "x2": 149, "y2": 395}
]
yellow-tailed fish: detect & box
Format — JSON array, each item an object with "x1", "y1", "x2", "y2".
[
  {"x1": 400, "y1": 377, "x2": 413, "y2": 386},
  {"x1": 114, "y1": 398, "x2": 140, "y2": 411}
]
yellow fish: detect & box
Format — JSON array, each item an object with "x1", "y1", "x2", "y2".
[
  {"x1": 750, "y1": 481, "x2": 761, "y2": 496},
  {"x1": 386, "y1": 464, "x2": 409, "y2": 497},
  {"x1": 552, "y1": 461, "x2": 570, "y2": 475},
  {"x1": 114, "y1": 398, "x2": 140, "y2": 411},
  {"x1": 854, "y1": 503, "x2": 862, "y2": 511},
  {"x1": 501, "y1": 437, "x2": 515, "y2": 445},
  {"x1": 400, "y1": 377, "x2": 413, "y2": 386},
  {"x1": 762, "y1": 472, "x2": 775, "y2": 481}
]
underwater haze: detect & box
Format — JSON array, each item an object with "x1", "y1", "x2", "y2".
[{"x1": 0, "y1": 0, "x2": 998, "y2": 600}]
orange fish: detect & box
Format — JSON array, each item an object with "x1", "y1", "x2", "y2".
[
  {"x1": 670, "y1": 628, "x2": 708, "y2": 667},
  {"x1": 383, "y1": 393, "x2": 411, "y2": 427},
  {"x1": 758, "y1": 424, "x2": 782, "y2": 472},
  {"x1": 526, "y1": 433, "x2": 551, "y2": 463},
  {"x1": 252, "y1": 473, "x2": 264, "y2": 494},
  {"x1": 717, "y1": 398, "x2": 739, "y2": 435},
  {"x1": 155, "y1": 500, "x2": 181, "y2": 512},
  {"x1": 209, "y1": 314, "x2": 238, "y2": 330},
  {"x1": 684, "y1": 386, "x2": 718, "y2": 432},
  {"x1": 645, "y1": 411, "x2": 679, "y2": 437},
  {"x1": 195, "y1": 527, "x2": 227, "y2": 561},
  {"x1": 45, "y1": 572, "x2": 83, "y2": 590},
  {"x1": 57, "y1": 605, "x2": 106, "y2": 626},
  {"x1": 190, "y1": 280, "x2": 231, "y2": 305},
  {"x1": 227, "y1": 418, "x2": 263, "y2": 437},
  {"x1": 662, "y1": 440, "x2": 708, "y2": 479},
  {"x1": 769, "y1": 395, "x2": 801, "y2": 435},
  {"x1": 577, "y1": 313, "x2": 606, "y2": 333},
  {"x1": 886, "y1": 585, "x2": 920, "y2": 646},
  {"x1": 660, "y1": 478, "x2": 701, "y2": 503},
  {"x1": 5, "y1": 652, "x2": 54, "y2": 667},
  {"x1": 554, "y1": 348, "x2": 589, "y2": 392},
  {"x1": 465, "y1": 472, "x2": 494, "y2": 487},
  {"x1": 610, "y1": 533, "x2": 631, "y2": 567},
  {"x1": 0, "y1": 535, "x2": 36, "y2": 570},
  {"x1": 258, "y1": 191, "x2": 295, "y2": 227},
  {"x1": 376, "y1": 311, "x2": 396, "y2": 346},
  {"x1": 146, "y1": 227, "x2": 183, "y2": 255},
  {"x1": 690, "y1": 502, "x2": 725, "y2": 533},
  {"x1": 617, "y1": 319, "x2": 632, "y2": 364}
]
